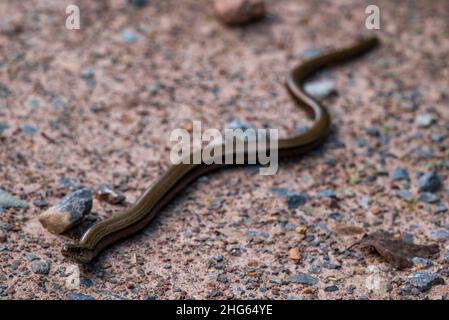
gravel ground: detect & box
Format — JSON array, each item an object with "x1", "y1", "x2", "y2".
[{"x1": 0, "y1": 0, "x2": 448, "y2": 300}]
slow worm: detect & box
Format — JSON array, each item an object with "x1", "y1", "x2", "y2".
[{"x1": 62, "y1": 37, "x2": 380, "y2": 263}]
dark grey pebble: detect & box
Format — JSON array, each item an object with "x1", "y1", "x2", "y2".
[
  {"x1": 33, "y1": 199, "x2": 49, "y2": 208},
  {"x1": 418, "y1": 192, "x2": 439, "y2": 204},
  {"x1": 316, "y1": 189, "x2": 336, "y2": 199},
  {"x1": 365, "y1": 127, "x2": 380, "y2": 137},
  {"x1": 80, "y1": 278, "x2": 93, "y2": 288},
  {"x1": 65, "y1": 292, "x2": 95, "y2": 300},
  {"x1": 417, "y1": 171, "x2": 441, "y2": 192},
  {"x1": 95, "y1": 184, "x2": 126, "y2": 205},
  {"x1": 409, "y1": 271, "x2": 444, "y2": 292},
  {"x1": 58, "y1": 176, "x2": 78, "y2": 190},
  {"x1": 31, "y1": 260, "x2": 50, "y2": 275},
  {"x1": 324, "y1": 285, "x2": 339, "y2": 292},
  {"x1": 287, "y1": 273, "x2": 319, "y2": 286},
  {"x1": 328, "y1": 212, "x2": 343, "y2": 221},
  {"x1": 26, "y1": 253, "x2": 40, "y2": 261},
  {"x1": 391, "y1": 167, "x2": 409, "y2": 181},
  {"x1": 285, "y1": 192, "x2": 307, "y2": 210},
  {"x1": 319, "y1": 259, "x2": 340, "y2": 269}
]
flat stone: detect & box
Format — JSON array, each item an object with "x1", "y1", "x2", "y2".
[
  {"x1": 409, "y1": 271, "x2": 444, "y2": 292},
  {"x1": 38, "y1": 188, "x2": 92, "y2": 234},
  {"x1": 287, "y1": 273, "x2": 319, "y2": 286},
  {"x1": 0, "y1": 189, "x2": 28, "y2": 209}
]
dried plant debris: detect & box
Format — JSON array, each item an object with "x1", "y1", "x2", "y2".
[{"x1": 354, "y1": 231, "x2": 440, "y2": 269}]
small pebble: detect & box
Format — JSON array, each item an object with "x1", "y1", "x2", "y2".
[
  {"x1": 80, "y1": 68, "x2": 94, "y2": 79},
  {"x1": 65, "y1": 292, "x2": 95, "y2": 300},
  {"x1": 95, "y1": 184, "x2": 126, "y2": 205},
  {"x1": 304, "y1": 80, "x2": 335, "y2": 99},
  {"x1": 38, "y1": 188, "x2": 92, "y2": 234},
  {"x1": 412, "y1": 257, "x2": 433, "y2": 269},
  {"x1": 431, "y1": 133, "x2": 443, "y2": 142},
  {"x1": 213, "y1": 0, "x2": 265, "y2": 26},
  {"x1": 390, "y1": 167, "x2": 409, "y2": 181},
  {"x1": 324, "y1": 285, "x2": 339, "y2": 292},
  {"x1": 287, "y1": 273, "x2": 319, "y2": 286},
  {"x1": 0, "y1": 189, "x2": 28, "y2": 209},
  {"x1": 227, "y1": 118, "x2": 252, "y2": 131},
  {"x1": 392, "y1": 190, "x2": 413, "y2": 201},
  {"x1": 285, "y1": 192, "x2": 307, "y2": 210},
  {"x1": 21, "y1": 125, "x2": 37, "y2": 135},
  {"x1": 0, "y1": 229, "x2": 6, "y2": 243},
  {"x1": 33, "y1": 199, "x2": 49, "y2": 208},
  {"x1": 418, "y1": 192, "x2": 439, "y2": 204},
  {"x1": 302, "y1": 48, "x2": 321, "y2": 58},
  {"x1": 365, "y1": 127, "x2": 380, "y2": 137},
  {"x1": 409, "y1": 271, "x2": 444, "y2": 292},
  {"x1": 435, "y1": 206, "x2": 447, "y2": 214},
  {"x1": 316, "y1": 189, "x2": 336, "y2": 199},
  {"x1": 415, "y1": 114, "x2": 435, "y2": 128},
  {"x1": 127, "y1": 0, "x2": 148, "y2": 7},
  {"x1": 120, "y1": 29, "x2": 138, "y2": 44},
  {"x1": 416, "y1": 171, "x2": 441, "y2": 192},
  {"x1": 400, "y1": 101, "x2": 417, "y2": 112},
  {"x1": 31, "y1": 260, "x2": 50, "y2": 275},
  {"x1": 357, "y1": 196, "x2": 370, "y2": 208}
]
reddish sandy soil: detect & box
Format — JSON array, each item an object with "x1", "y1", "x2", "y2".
[{"x1": 0, "y1": 0, "x2": 448, "y2": 299}]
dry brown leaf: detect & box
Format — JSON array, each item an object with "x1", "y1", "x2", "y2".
[{"x1": 354, "y1": 231, "x2": 440, "y2": 269}]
